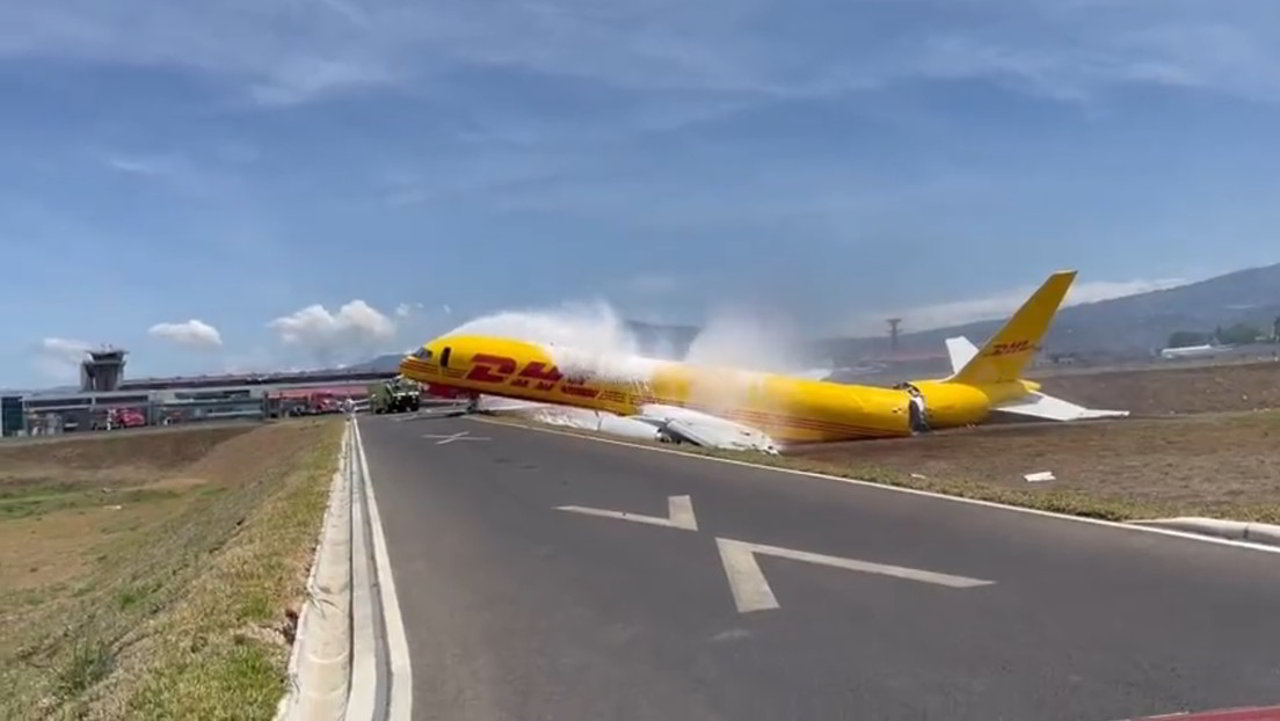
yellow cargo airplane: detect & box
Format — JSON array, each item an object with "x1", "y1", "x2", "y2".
[{"x1": 400, "y1": 271, "x2": 1127, "y2": 452}]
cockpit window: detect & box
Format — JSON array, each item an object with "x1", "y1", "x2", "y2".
[{"x1": 412, "y1": 347, "x2": 432, "y2": 360}]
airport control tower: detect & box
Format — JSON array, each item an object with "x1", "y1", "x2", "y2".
[{"x1": 80, "y1": 348, "x2": 127, "y2": 392}]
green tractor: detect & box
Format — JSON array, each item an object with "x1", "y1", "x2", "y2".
[{"x1": 371, "y1": 376, "x2": 422, "y2": 414}]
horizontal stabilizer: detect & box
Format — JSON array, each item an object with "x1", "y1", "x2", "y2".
[
  {"x1": 994, "y1": 392, "x2": 1129, "y2": 422},
  {"x1": 945, "y1": 336, "x2": 979, "y2": 376}
]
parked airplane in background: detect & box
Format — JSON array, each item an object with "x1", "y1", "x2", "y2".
[
  {"x1": 1158, "y1": 343, "x2": 1222, "y2": 360},
  {"x1": 399, "y1": 271, "x2": 1128, "y2": 452}
]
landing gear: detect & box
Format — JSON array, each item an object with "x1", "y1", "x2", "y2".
[{"x1": 896, "y1": 382, "x2": 931, "y2": 434}]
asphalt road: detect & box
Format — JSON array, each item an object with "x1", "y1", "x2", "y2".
[{"x1": 360, "y1": 414, "x2": 1280, "y2": 721}]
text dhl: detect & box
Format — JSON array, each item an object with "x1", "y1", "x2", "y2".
[
  {"x1": 988, "y1": 340, "x2": 1032, "y2": 357},
  {"x1": 464, "y1": 354, "x2": 601, "y2": 399}
]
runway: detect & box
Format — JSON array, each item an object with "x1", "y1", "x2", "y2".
[{"x1": 358, "y1": 414, "x2": 1280, "y2": 721}]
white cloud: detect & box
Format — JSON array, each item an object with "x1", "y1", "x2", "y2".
[
  {"x1": 860, "y1": 276, "x2": 1187, "y2": 334},
  {"x1": 100, "y1": 150, "x2": 218, "y2": 195},
  {"x1": 148, "y1": 319, "x2": 223, "y2": 348},
  {"x1": 1064, "y1": 278, "x2": 1188, "y2": 305},
  {"x1": 394, "y1": 301, "x2": 424, "y2": 318},
  {"x1": 31, "y1": 337, "x2": 91, "y2": 381},
  {"x1": 248, "y1": 57, "x2": 396, "y2": 106},
  {"x1": 105, "y1": 153, "x2": 180, "y2": 176},
  {"x1": 268, "y1": 299, "x2": 396, "y2": 362}
]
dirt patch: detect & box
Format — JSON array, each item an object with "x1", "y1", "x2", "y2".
[
  {"x1": 0, "y1": 425, "x2": 257, "y2": 494},
  {"x1": 0, "y1": 424, "x2": 254, "y2": 467},
  {"x1": 793, "y1": 410, "x2": 1280, "y2": 521},
  {"x1": 0, "y1": 419, "x2": 341, "y2": 720},
  {"x1": 0, "y1": 503, "x2": 162, "y2": 592},
  {"x1": 1036, "y1": 360, "x2": 1280, "y2": 415}
]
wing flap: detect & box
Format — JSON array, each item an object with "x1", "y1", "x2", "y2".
[{"x1": 994, "y1": 392, "x2": 1129, "y2": 421}]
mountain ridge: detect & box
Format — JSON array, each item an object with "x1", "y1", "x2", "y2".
[{"x1": 821, "y1": 262, "x2": 1280, "y2": 362}]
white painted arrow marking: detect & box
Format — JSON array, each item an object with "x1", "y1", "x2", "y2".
[
  {"x1": 422, "y1": 431, "x2": 490, "y2": 445},
  {"x1": 715, "y1": 538, "x2": 994, "y2": 613},
  {"x1": 557, "y1": 495, "x2": 698, "y2": 531}
]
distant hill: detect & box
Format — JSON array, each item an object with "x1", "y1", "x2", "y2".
[
  {"x1": 821, "y1": 263, "x2": 1280, "y2": 364},
  {"x1": 347, "y1": 354, "x2": 404, "y2": 374}
]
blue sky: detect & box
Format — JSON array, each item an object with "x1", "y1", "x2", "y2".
[{"x1": 2, "y1": 0, "x2": 1279, "y2": 387}]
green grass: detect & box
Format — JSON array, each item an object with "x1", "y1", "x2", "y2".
[
  {"x1": 56, "y1": 640, "x2": 116, "y2": 702},
  {"x1": 120, "y1": 422, "x2": 341, "y2": 720},
  {"x1": 0, "y1": 487, "x2": 181, "y2": 520},
  {"x1": 115, "y1": 580, "x2": 163, "y2": 612},
  {"x1": 0, "y1": 419, "x2": 342, "y2": 721},
  {"x1": 129, "y1": 641, "x2": 283, "y2": 721}
]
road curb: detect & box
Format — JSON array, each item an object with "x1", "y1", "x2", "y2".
[
  {"x1": 1131, "y1": 519, "x2": 1280, "y2": 548},
  {"x1": 276, "y1": 423, "x2": 354, "y2": 721},
  {"x1": 351, "y1": 419, "x2": 414, "y2": 720},
  {"x1": 276, "y1": 417, "x2": 410, "y2": 721},
  {"x1": 345, "y1": 419, "x2": 385, "y2": 720},
  {"x1": 1129, "y1": 518, "x2": 1280, "y2": 547}
]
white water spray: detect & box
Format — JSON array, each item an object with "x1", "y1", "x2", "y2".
[
  {"x1": 441, "y1": 300, "x2": 826, "y2": 445},
  {"x1": 684, "y1": 306, "x2": 812, "y2": 373},
  {"x1": 443, "y1": 300, "x2": 640, "y2": 356},
  {"x1": 442, "y1": 300, "x2": 819, "y2": 376}
]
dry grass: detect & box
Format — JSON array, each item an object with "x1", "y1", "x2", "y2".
[
  {"x1": 1036, "y1": 359, "x2": 1280, "y2": 415},
  {"x1": 477, "y1": 408, "x2": 1280, "y2": 525},
  {"x1": 793, "y1": 410, "x2": 1280, "y2": 523},
  {"x1": 0, "y1": 419, "x2": 342, "y2": 720}
]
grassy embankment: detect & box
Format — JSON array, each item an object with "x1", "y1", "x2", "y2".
[{"x1": 0, "y1": 419, "x2": 342, "y2": 720}]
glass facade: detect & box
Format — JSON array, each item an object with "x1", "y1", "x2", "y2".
[{"x1": 1, "y1": 396, "x2": 22, "y2": 436}]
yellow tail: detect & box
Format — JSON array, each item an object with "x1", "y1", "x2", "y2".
[{"x1": 949, "y1": 270, "x2": 1076, "y2": 385}]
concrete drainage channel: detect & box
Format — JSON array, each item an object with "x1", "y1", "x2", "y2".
[{"x1": 276, "y1": 418, "x2": 412, "y2": 721}]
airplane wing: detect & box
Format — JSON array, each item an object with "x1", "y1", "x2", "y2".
[
  {"x1": 474, "y1": 396, "x2": 780, "y2": 453},
  {"x1": 633, "y1": 404, "x2": 780, "y2": 454},
  {"x1": 475, "y1": 395, "x2": 549, "y2": 412},
  {"x1": 993, "y1": 392, "x2": 1129, "y2": 421},
  {"x1": 477, "y1": 396, "x2": 664, "y2": 441}
]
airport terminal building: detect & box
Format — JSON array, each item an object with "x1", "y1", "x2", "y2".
[{"x1": 3, "y1": 349, "x2": 395, "y2": 437}]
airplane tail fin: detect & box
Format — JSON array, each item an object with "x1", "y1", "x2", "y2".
[{"x1": 948, "y1": 270, "x2": 1076, "y2": 385}]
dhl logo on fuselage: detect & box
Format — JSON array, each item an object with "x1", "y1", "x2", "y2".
[{"x1": 461, "y1": 353, "x2": 601, "y2": 399}]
